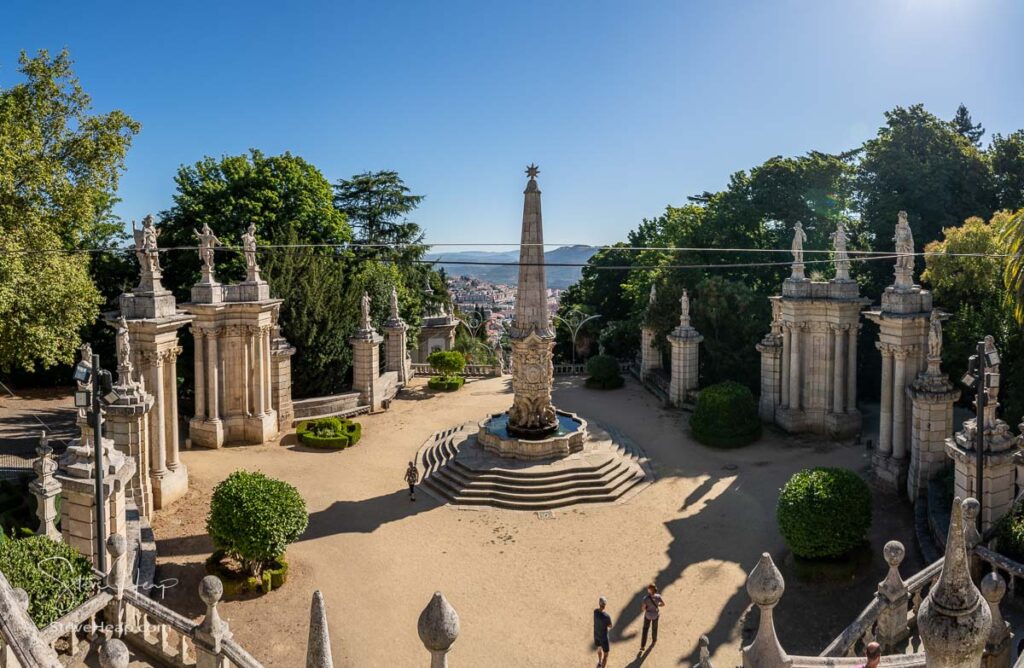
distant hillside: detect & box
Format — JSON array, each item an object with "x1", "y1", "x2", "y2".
[{"x1": 424, "y1": 245, "x2": 598, "y2": 288}]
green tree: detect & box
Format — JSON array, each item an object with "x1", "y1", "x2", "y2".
[
  {"x1": 952, "y1": 103, "x2": 985, "y2": 147},
  {"x1": 333, "y1": 170, "x2": 425, "y2": 262},
  {"x1": 991, "y1": 131, "x2": 1024, "y2": 211},
  {"x1": 857, "y1": 104, "x2": 995, "y2": 296},
  {"x1": 0, "y1": 50, "x2": 139, "y2": 371}
]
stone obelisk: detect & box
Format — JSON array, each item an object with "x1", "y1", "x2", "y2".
[{"x1": 507, "y1": 164, "x2": 558, "y2": 438}]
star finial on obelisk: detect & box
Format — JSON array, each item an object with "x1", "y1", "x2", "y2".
[{"x1": 526, "y1": 163, "x2": 540, "y2": 180}]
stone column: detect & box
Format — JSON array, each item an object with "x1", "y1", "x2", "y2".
[
  {"x1": 270, "y1": 324, "x2": 296, "y2": 431},
  {"x1": 166, "y1": 348, "x2": 182, "y2": 471},
  {"x1": 194, "y1": 329, "x2": 206, "y2": 420},
  {"x1": 640, "y1": 326, "x2": 661, "y2": 377},
  {"x1": 908, "y1": 364, "x2": 958, "y2": 501},
  {"x1": 947, "y1": 420, "x2": 1018, "y2": 532},
  {"x1": 104, "y1": 379, "x2": 155, "y2": 518},
  {"x1": 788, "y1": 324, "x2": 801, "y2": 411},
  {"x1": 207, "y1": 332, "x2": 220, "y2": 422},
  {"x1": 878, "y1": 344, "x2": 894, "y2": 456},
  {"x1": 780, "y1": 326, "x2": 791, "y2": 408},
  {"x1": 892, "y1": 349, "x2": 908, "y2": 460},
  {"x1": 351, "y1": 331, "x2": 384, "y2": 411},
  {"x1": 757, "y1": 334, "x2": 783, "y2": 422},
  {"x1": 667, "y1": 323, "x2": 702, "y2": 407},
  {"x1": 254, "y1": 327, "x2": 267, "y2": 416},
  {"x1": 385, "y1": 318, "x2": 411, "y2": 386},
  {"x1": 150, "y1": 356, "x2": 168, "y2": 478},
  {"x1": 846, "y1": 325, "x2": 857, "y2": 411},
  {"x1": 29, "y1": 434, "x2": 61, "y2": 541},
  {"x1": 832, "y1": 325, "x2": 845, "y2": 414}
]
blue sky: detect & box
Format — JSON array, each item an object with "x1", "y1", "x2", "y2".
[{"x1": 4, "y1": 0, "x2": 1023, "y2": 248}]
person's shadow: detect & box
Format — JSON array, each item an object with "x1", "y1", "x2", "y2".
[{"x1": 301, "y1": 487, "x2": 439, "y2": 538}]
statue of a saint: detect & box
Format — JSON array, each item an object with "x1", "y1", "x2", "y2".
[
  {"x1": 116, "y1": 316, "x2": 131, "y2": 366},
  {"x1": 360, "y1": 292, "x2": 372, "y2": 331},
  {"x1": 791, "y1": 222, "x2": 807, "y2": 267},
  {"x1": 389, "y1": 286, "x2": 400, "y2": 320},
  {"x1": 241, "y1": 223, "x2": 259, "y2": 273},
  {"x1": 132, "y1": 215, "x2": 162, "y2": 274},
  {"x1": 193, "y1": 223, "x2": 222, "y2": 272},
  {"x1": 649, "y1": 283, "x2": 657, "y2": 306},
  {"x1": 831, "y1": 220, "x2": 851, "y2": 279},
  {"x1": 680, "y1": 289, "x2": 690, "y2": 326},
  {"x1": 894, "y1": 211, "x2": 914, "y2": 272},
  {"x1": 79, "y1": 342, "x2": 92, "y2": 364},
  {"x1": 928, "y1": 310, "x2": 942, "y2": 359}
]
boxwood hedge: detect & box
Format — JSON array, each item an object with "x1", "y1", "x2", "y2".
[
  {"x1": 428, "y1": 376, "x2": 465, "y2": 391},
  {"x1": 776, "y1": 467, "x2": 873, "y2": 559},
  {"x1": 296, "y1": 417, "x2": 362, "y2": 449},
  {"x1": 689, "y1": 381, "x2": 761, "y2": 448},
  {"x1": 585, "y1": 354, "x2": 625, "y2": 390},
  {"x1": 0, "y1": 535, "x2": 94, "y2": 627}
]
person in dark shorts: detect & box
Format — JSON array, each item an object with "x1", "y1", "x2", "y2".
[
  {"x1": 639, "y1": 583, "x2": 665, "y2": 653},
  {"x1": 593, "y1": 596, "x2": 611, "y2": 668},
  {"x1": 405, "y1": 461, "x2": 419, "y2": 501}
]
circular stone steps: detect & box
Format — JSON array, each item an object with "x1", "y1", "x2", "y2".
[{"x1": 416, "y1": 420, "x2": 653, "y2": 511}]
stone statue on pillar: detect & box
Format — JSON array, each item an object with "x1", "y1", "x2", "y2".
[
  {"x1": 894, "y1": 211, "x2": 915, "y2": 288},
  {"x1": 242, "y1": 223, "x2": 260, "y2": 282},
  {"x1": 679, "y1": 289, "x2": 690, "y2": 328},
  {"x1": 131, "y1": 215, "x2": 163, "y2": 291},
  {"x1": 115, "y1": 316, "x2": 134, "y2": 386},
  {"x1": 360, "y1": 292, "x2": 372, "y2": 332},
  {"x1": 928, "y1": 309, "x2": 943, "y2": 361},
  {"x1": 832, "y1": 220, "x2": 851, "y2": 281},
  {"x1": 194, "y1": 223, "x2": 222, "y2": 284},
  {"x1": 389, "y1": 286, "x2": 400, "y2": 321},
  {"x1": 790, "y1": 222, "x2": 807, "y2": 279},
  {"x1": 648, "y1": 283, "x2": 657, "y2": 307}
]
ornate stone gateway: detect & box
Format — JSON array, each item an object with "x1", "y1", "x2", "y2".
[{"x1": 477, "y1": 165, "x2": 585, "y2": 459}]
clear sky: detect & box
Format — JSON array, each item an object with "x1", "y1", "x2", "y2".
[{"x1": 4, "y1": 0, "x2": 1023, "y2": 248}]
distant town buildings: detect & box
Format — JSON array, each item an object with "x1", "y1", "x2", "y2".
[{"x1": 448, "y1": 275, "x2": 562, "y2": 342}]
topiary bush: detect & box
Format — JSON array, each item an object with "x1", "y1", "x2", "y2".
[
  {"x1": 995, "y1": 500, "x2": 1024, "y2": 563},
  {"x1": 585, "y1": 354, "x2": 625, "y2": 389},
  {"x1": 206, "y1": 471, "x2": 308, "y2": 578},
  {"x1": 0, "y1": 535, "x2": 94, "y2": 627},
  {"x1": 777, "y1": 467, "x2": 873, "y2": 559},
  {"x1": 428, "y1": 376, "x2": 465, "y2": 391},
  {"x1": 296, "y1": 417, "x2": 362, "y2": 449},
  {"x1": 689, "y1": 381, "x2": 761, "y2": 447},
  {"x1": 427, "y1": 350, "x2": 466, "y2": 379}
]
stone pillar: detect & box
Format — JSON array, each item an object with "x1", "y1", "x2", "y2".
[
  {"x1": 757, "y1": 333, "x2": 783, "y2": 422},
  {"x1": 29, "y1": 433, "x2": 61, "y2": 541},
  {"x1": 166, "y1": 348, "x2": 182, "y2": 471},
  {"x1": 206, "y1": 331, "x2": 222, "y2": 435},
  {"x1": 878, "y1": 344, "x2": 894, "y2": 456},
  {"x1": 667, "y1": 318, "x2": 702, "y2": 408},
  {"x1": 194, "y1": 328, "x2": 206, "y2": 420},
  {"x1": 832, "y1": 325, "x2": 845, "y2": 414},
  {"x1": 104, "y1": 378, "x2": 155, "y2": 519},
  {"x1": 846, "y1": 325, "x2": 857, "y2": 412},
  {"x1": 875, "y1": 541, "x2": 910, "y2": 651},
  {"x1": 351, "y1": 330, "x2": 385, "y2": 412},
  {"x1": 194, "y1": 576, "x2": 232, "y2": 668},
  {"x1": 780, "y1": 326, "x2": 791, "y2": 408},
  {"x1": 788, "y1": 324, "x2": 801, "y2": 411},
  {"x1": 254, "y1": 327, "x2": 267, "y2": 416},
  {"x1": 56, "y1": 431, "x2": 135, "y2": 567},
  {"x1": 270, "y1": 314, "x2": 296, "y2": 431},
  {"x1": 640, "y1": 326, "x2": 661, "y2": 378},
  {"x1": 892, "y1": 349, "x2": 909, "y2": 459},
  {"x1": 385, "y1": 319, "x2": 412, "y2": 386},
  {"x1": 907, "y1": 355, "x2": 959, "y2": 501}
]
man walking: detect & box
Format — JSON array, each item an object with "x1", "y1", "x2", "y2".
[
  {"x1": 639, "y1": 583, "x2": 665, "y2": 653},
  {"x1": 593, "y1": 596, "x2": 612, "y2": 668},
  {"x1": 859, "y1": 641, "x2": 881, "y2": 668},
  {"x1": 405, "y1": 461, "x2": 419, "y2": 501}
]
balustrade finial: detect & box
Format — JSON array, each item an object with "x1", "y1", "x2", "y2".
[
  {"x1": 306, "y1": 590, "x2": 334, "y2": 668},
  {"x1": 99, "y1": 638, "x2": 130, "y2": 668},
  {"x1": 195, "y1": 575, "x2": 232, "y2": 652},
  {"x1": 741, "y1": 553, "x2": 789, "y2": 668},
  {"x1": 418, "y1": 591, "x2": 460, "y2": 668}
]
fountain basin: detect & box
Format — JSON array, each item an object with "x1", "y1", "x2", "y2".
[{"x1": 477, "y1": 410, "x2": 587, "y2": 460}]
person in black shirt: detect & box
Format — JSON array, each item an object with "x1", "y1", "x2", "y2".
[{"x1": 593, "y1": 596, "x2": 612, "y2": 668}]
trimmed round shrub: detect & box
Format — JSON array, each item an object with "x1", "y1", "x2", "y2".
[
  {"x1": 689, "y1": 381, "x2": 761, "y2": 447},
  {"x1": 205, "y1": 550, "x2": 289, "y2": 596},
  {"x1": 777, "y1": 468, "x2": 873, "y2": 559},
  {"x1": 427, "y1": 350, "x2": 466, "y2": 379},
  {"x1": 296, "y1": 417, "x2": 362, "y2": 449},
  {"x1": 206, "y1": 471, "x2": 308, "y2": 578},
  {"x1": 585, "y1": 354, "x2": 624, "y2": 390},
  {"x1": 995, "y1": 501, "x2": 1024, "y2": 562},
  {"x1": 0, "y1": 535, "x2": 94, "y2": 627},
  {"x1": 428, "y1": 376, "x2": 465, "y2": 392}
]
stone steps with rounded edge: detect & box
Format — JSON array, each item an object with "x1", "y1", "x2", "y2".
[
  {"x1": 425, "y1": 469, "x2": 648, "y2": 511},
  {"x1": 433, "y1": 461, "x2": 636, "y2": 496},
  {"x1": 447, "y1": 456, "x2": 620, "y2": 485}
]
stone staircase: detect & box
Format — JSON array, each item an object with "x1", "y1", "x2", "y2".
[{"x1": 418, "y1": 421, "x2": 652, "y2": 510}]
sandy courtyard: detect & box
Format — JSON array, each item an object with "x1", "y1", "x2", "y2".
[{"x1": 140, "y1": 376, "x2": 918, "y2": 668}]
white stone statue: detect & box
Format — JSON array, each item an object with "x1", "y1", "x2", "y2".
[
  {"x1": 193, "y1": 223, "x2": 221, "y2": 274},
  {"x1": 831, "y1": 220, "x2": 851, "y2": 280},
  {"x1": 79, "y1": 341, "x2": 92, "y2": 364},
  {"x1": 360, "y1": 291, "x2": 372, "y2": 331},
  {"x1": 649, "y1": 283, "x2": 657, "y2": 306},
  {"x1": 132, "y1": 215, "x2": 162, "y2": 275},
  {"x1": 791, "y1": 222, "x2": 807, "y2": 277},
  {"x1": 928, "y1": 310, "x2": 943, "y2": 360},
  {"x1": 894, "y1": 211, "x2": 914, "y2": 273},
  {"x1": 241, "y1": 223, "x2": 260, "y2": 275},
  {"x1": 680, "y1": 289, "x2": 690, "y2": 327},
  {"x1": 116, "y1": 316, "x2": 131, "y2": 365},
  {"x1": 389, "y1": 286, "x2": 400, "y2": 320}
]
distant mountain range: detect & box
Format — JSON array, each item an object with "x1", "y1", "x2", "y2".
[{"x1": 424, "y1": 245, "x2": 599, "y2": 288}]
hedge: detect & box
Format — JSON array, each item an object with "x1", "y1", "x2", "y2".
[
  {"x1": 206, "y1": 471, "x2": 308, "y2": 578},
  {"x1": 0, "y1": 535, "x2": 94, "y2": 627},
  {"x1": 296, "y1": 417, "x2": 362, "y2": 449},
  {"x1": 206, "y1": 549, "x2": 289, "y2": 596},
  {"x1": 996, "y1": 500, "x2": 1024, "y2": 563},
  {"x1": 427, "y1": 350, "x2": 466, "y2": 378},
  {"x1": 776, "y1": 467, "x2": 873, "y2": 559},
  {"x1": 0, "y1": 478, "x2": 45, "y2": 536},
  {"x1": 428, "y1": 376, "x2": 465, "y2": 392},
  {"x1": 585, "y1": 355, "x2": 624, "y2": 390},
  {"x1": 689, "y1": 381, "x2": 761, "y2": 448}
]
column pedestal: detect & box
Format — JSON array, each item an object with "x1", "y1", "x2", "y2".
[
  {"x1": 757, "y1": 333, "x2": 783, "y2": 422},
  {"x1": 640, "y1": 326, "x2": 661, "y2": 378},
  {"x1": 667, "y1": 324, "x2": 702, "y2": 407},
  {"x1": 351, "y1": 330, "x2": 385, "y2": 411},
  {"x1": 907, "y1": 366, "x2": 959, "y2": 501},
  {"x1": 947, "y1": 419, "x2": 1018, "y2": 532},
  {"x1": 385, "y1": 319, "x2": 412, "y2": 386}
]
